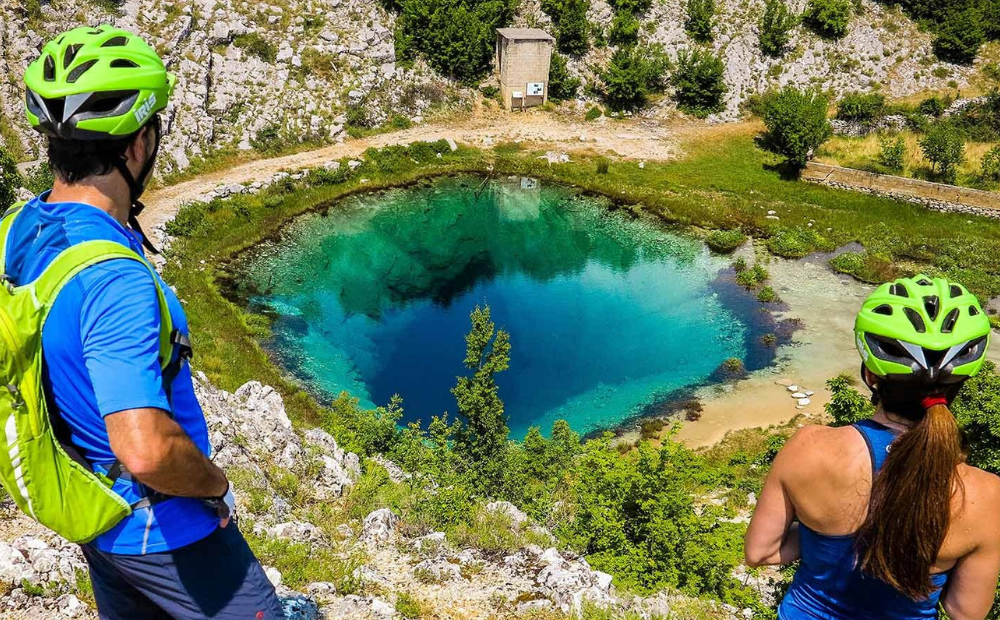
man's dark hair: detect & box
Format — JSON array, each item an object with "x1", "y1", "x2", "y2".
[{"x1": 46, "y1": 135, "x2": 133, "y2": 184}]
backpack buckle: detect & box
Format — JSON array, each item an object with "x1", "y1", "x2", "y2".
[
  {"x1": 6, "y1": 385, "x2": 23, "y2": 410},
  {"x1": 0, "y1": 275, "x2": 13, "y2": 294}
]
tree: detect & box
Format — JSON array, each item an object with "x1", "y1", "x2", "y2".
[
  {"x1": 452, "y1": 305, "x2": 512, "y2": 492},
  {"x1": 541, "y1": 0, "x2": 591, "y2": 55},
  {"x1": 836, "y1": 91, "x2": 886, "y2": 123},
  {"x1": 920, "y1": 123, "x2": 965, "y2": 182},
  {"x1": 609, "y1": 10, "x2": 640, "y2": 46},
  {"x1": 608, "y1": 0, "x2": 652, "y2": 15},
  {"x1": 933, "y1": 7, "x2": 986, "y2": 64},
  {"x1": 685, "y1": 0, "x2": 716, "y2": 42},
  {"x1": 759, "y1": 0, "x2": 799, "y2": 57},
  {"x1": 600, "y1": 45, "x2": 670, "y2": 111},
  {"x1": 803, "y1": 0, "x2": 852, "y2": 39},
  {"x1": 760, "y1": 85, "x2": 832, "y2": 168},
  {"x1": 981, "y1": 145, "x2": 1000, "y2": 182},
  {"x1": 825, "y1": 374, "x2": 874, "y2": 426},
  {"x1": 952, "y1": 362, "x2": 1000, "y2": 475},
  {"x1": 0, "y1": 146, "x2": 19, "y2": 213},
  {"x1": 548, "y1": 52, "x2": 581, "y2": 100},
  {"x1": 877, "y1": 134, "x2": 907, "y2": 173},
  {"x1": 672, "y1": 49, "x2": 728, "y2": 118}
]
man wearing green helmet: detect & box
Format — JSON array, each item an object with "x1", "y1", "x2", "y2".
[
  {"x1": 3, "y1": 26, "x2": 284, "y2": 619},
  {"x1": 746, "y1": 275, "x2": 1000, "y2": 619}
]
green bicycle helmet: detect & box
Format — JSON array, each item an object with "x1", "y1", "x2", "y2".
[
  {"x1": 856, "y1": 274, "x2": 991, "y2": 385},
  {"x1": 23, "y1": 25, "x2": 175, "y2": 140}
]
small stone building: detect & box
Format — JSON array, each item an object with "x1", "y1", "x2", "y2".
[{"x1": 495, "y1": 28, "x2": 554, "y2": 111}]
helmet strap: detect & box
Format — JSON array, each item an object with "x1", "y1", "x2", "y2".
[{"x1": 112, "y1": 117, "x2": 162, "y2": 255}]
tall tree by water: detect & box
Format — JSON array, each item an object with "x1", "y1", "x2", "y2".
[{"x1": 452, "y1": 305, "x2": 513, "y2": 491}]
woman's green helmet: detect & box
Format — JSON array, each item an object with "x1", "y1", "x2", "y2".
[
  {"x1": 23, "y1": 25, "x2": 175, "y2": 140},
  {"x1": 856, "y1": 274, "x2": 991, "y2": 385}
]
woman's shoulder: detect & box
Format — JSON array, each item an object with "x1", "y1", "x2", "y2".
[
  {"x1": 957, "y1": 462, "x2": 1000, "y2": 507},
  {"x1": 775, "y1": 424, "x2": 868, "y2": 471}
]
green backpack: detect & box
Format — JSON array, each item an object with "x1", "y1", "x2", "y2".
[{"x1": 0, "y1": 203, "x2": 180, "y2": 543}]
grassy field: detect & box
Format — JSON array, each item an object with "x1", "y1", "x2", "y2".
[{"x1": 164, "y1": 130, "x2": 1000, "y2": 430}]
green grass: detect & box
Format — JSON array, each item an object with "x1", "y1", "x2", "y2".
[{"x1": 242, "y1": 523, "x2": 364, "y2": 592}]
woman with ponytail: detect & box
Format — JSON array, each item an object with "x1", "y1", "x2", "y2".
[{"x1": 745, "y1": 275, "x2": 1000, "y2": 620}]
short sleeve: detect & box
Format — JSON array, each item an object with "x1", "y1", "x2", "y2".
[{"x1": 79, "y1": 261, "x2": 170, "y2": 417}]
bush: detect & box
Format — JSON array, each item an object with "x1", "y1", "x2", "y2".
[
  {"x1": 760, "y1": 86, "x2": 832, "y2": 168},
  {"x1": 609, "y1": 11, "x2": 641, "y2": 46},
  {"x1": 736, "y1": 263, "x2": 769, "y2": 288},
  {"x1": 757, "y1": 286, "x2": 779, "y2": 303},
  {"x1": 22, "y1": 163, "x2": 54, "y2": 196},
  {"x1": 803, "y1": 0, "x2": 852, "y2": 39},
  {"x1": 825, "y1": 374, "x2": 873, "y2": 426},
  {"x1": 608, "y1": 0, "x2": 652, "y2": 14},
  {"x1": 933, "y1": 7, "x2": 985, "y2": 65},
  {"x1": 767, "y1": 227, "x2": 820, "y2": 258},
  {"x1": 836, "y1": 91, "x2": 886, "y2": 122},
  {"x1": 671, "y1": 48, "x2": 728, "y2": 118},
  {"x1": 876, "y1": 134, "x2": 906, "y2": 173},
  {"x1": 918, "y1": 96, "x2": 948, "y2": 117},
  {"x1": 732, "y1": 256, "x2": 748, "y2": 273},
  {"x1": 981, "y1": 145, "x2": 1000, "y2": 182},
  {"x1": 600, "y1": 45, "x2": 670, "y2": 111},
  {"x1": 759, "y1": 0, "x2": 800, "y2": 57},
  {"x1": 705, "y1": 229, "x2": 747, "y2": 253},
  {"x1": 548, "y1": 53, "x2": 581, "y2": 100},
  {"x1": 233, "y1": 33, "x2": 278, "y2": 62},
  {"x1": 542, "y1": 0, "x2": 592, "y2": 55},
  {"x1": 685, "y1": 0, "x2": 716, "y2": 42},
  {"x1": 920, "y1": 123, "x2": 965, "y2": 182},
  {"x1": 250, "y1": 123, "x2": 287, "y2": 154},
  {"x1": 596, "y1": 157, "x2": 611, "y2": 173},
  {"x1": 0, "y1": 146, "x2": 20, "y2": 212},
  {"x1": 585, "y1": 106, "x2": 604, "y2": 121}
]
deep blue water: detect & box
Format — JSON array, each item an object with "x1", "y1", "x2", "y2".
[{"x1": 233, "y1": 176, "x2": 762, "y2": 438}]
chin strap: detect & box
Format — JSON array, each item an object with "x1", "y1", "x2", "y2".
[{"x1": 112, "y1": 117, "x2": 162, "y2": 255}]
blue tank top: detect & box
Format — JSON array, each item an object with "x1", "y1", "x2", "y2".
[{"x1": 778, "y1": 419, "x2": 949, "y2": 620}]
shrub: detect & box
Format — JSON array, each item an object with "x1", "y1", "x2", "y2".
[
  {"x1": 722, "y1": 357, "x2": 745, "y2": 373},
  {"x1": 23, "y1": 163, "x2": 54, "y2": 196},
  {"x1": 548, "y1": 53, "x2": 581, "y2": 100},
  {"x1": 600, "y1": 45, "x2": 670, "y2": 111},
  {"x1": 395, "y1": 593, "x2": 427, "y2": 619},
  {"x1": 757, "y1": 286, "x2": 779, "y2": 303},
  {"x1": 608, "y1": 0, "x2": 652, "y2": 14},
  {"x1": 760, "y1": 86, "x2": 832, "y2": 168},
  {"x1": 981, "y1": 145, "x2": 1000, "y2": 182},
  {"x1": 803, "y1": 0, "x2": 852, "y2": 39},
  {"x1": 933, "y1": 7, "x2": 985, "y2": 65},
  {"x1": 736, "y1": 263, "x2": 769, "y2": 288},
  {"x1": 233, "y1": 33, "x2": 278, "y2": 62},
  {"x1": 759, "y1": 0, "x2": 800, "y2": 57},
  {"x1": 767, "y1": 228, "x2": 819, "y2": 258},
  {"x1": 918, "y1": 96, "x2": 948, "y2": 117},
  {"x1": 298, "y1": 48, "x2": 335, "y2": 78},
  {"x1": 585, "y1": 106, "x2": 604, "y2": 121},
  {"x1": 876, "y1": 134, "x2": 906, "y2": 173},
  {"x1": 0, "y1": 146, "x2": 20, "y2": 212},
  {"x1": 685, "y1": 0, "x2": 716, "y2": 42},
  {"x1": 825, "y1": 374, "x2": 873, "y2": 426},
  {"x1": 732, "y1": 256, "x2": 748, "y2": 273},
  {"x1": 671, "y1": 48, "x2": 728, "y2": 118},
  {"x1": 836, "y1": 91, "x2": 886, "y2": 122},
  {"x1": 542, "y1": 0, "x2": 592, "y2": 55},
  {"x1": 250, "y1": 123, "x2": 286, "y2": 154},
  {"x1": 165, "y1": 202, "x2": 208, "y2": 238},
  {"x1": 761, "y1": 333, "x2": 777, "y2": 347},
  {"x1": 705, "y1": 229, "x2": 747, "y2": 253},
  {"x1": 596, "y1": 157, "x2": 611, "y2": 173},
  {"x1": 609, "y1": 10, "x2": 641, "y2": 46},
  {"x1": 920, "y1": 123, "x2": 965, "y2": 182}
]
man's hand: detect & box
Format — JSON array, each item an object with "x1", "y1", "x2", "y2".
[{"x1": 105, "y1": 407, "x2": 229, "y2": 501}]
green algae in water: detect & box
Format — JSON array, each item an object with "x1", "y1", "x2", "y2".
[{"x1": 234, "y1": 176, "x2": 756, "y2": 438}]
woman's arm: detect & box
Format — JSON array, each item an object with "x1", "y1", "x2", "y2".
[
  {"x1": 745, "y1": 436, "x2": 802, "y2": 567},
  {"x1": 941, "y1": 474, "x2": 1000, "y2": 620}
]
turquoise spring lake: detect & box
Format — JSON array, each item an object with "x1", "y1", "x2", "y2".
[{"x1": 231, "y1": 176, "x2": 773, "y2": 438}]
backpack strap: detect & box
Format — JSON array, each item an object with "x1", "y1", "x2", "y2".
[{"x1": 0, "y1": 202, "x2": 28, "y2": 277}]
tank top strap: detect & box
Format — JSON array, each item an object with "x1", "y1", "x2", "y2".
[{"x1": 852, "y1": 418, "x2": 901, "y2": 474}]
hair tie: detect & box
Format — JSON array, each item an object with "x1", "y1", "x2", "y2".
[{"x1": 921, "y1": 395, "x2": 949, "y2": 409}]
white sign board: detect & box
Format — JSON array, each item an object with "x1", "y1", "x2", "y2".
[
  {"x1": 527, "y1": 82, "x2": 545, "y2": 96},
  {"x1": 512, "y1": 91, "x2": 524, "y2": 99}
]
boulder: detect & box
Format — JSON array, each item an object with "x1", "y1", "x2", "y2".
[
  {"x1": 361, "y1": 508, "x2": 399, "y2": 545},
  {"x1": 485, "y1": 501, "x2": 528, "y2": 527}
]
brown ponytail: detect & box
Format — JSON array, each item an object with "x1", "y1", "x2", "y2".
[{"x1": 855, "y1": 401, "x2": 965, "y2": 600}]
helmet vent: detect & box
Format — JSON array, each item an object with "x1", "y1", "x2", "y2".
[
  {"x1": 950, "y1": 284, "x2": 964, "y2": 298},
  {"x1": 110, "y1": 59, "x2": 139, "y2": 68},
  {"x1": 923, "y1": 296, "x2": 940, "y2": 321},
  {"x1": 66, "y1": 60, "x2": 98, "y2": 84},
  {"x1": 904, "y1": 307, "x2": 926, "y2": 333},
  {"x1": 970, "y1": 306, "x2": 981, "y2": 317},
  {"x1": 942, "y1": 308, "x2": 960, "y2": 334},
  {"x1": 43, "y1": 55, "x2": 56, "y2": 81},
  {"x1": 102, "y1": 36, "x2": 129, "y2": 48},
  {"x1": 63, "y1": 44, "x2": 82, "y2": 69},
  {"x1": 917, "y1": 278, "x2": 933, "y2": 286},
  {"x1": 890, "y1": 283, "x2": 909, "y2": 298},
  {"x1": 56, "y1": 36, "x2": 65, "y2": 45},
  {"x1": 873, "y1": 304, "x2": 893, "y2": 316}
]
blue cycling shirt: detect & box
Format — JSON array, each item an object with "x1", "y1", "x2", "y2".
[{"x1": 3, "y1": 194, "x2": 218, "y2": 555}]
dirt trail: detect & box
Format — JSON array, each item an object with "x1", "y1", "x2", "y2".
[{"x1": 139, "y1": 112, "x2": 678, "y2": 232}]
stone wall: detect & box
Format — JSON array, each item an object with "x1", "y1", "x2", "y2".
[
  {"x1": 802, "y1": 162, "x2": 1000, "y2": 218},
  {"x1": 497, "y1": 36, "x2": 553, "y2": 110}
]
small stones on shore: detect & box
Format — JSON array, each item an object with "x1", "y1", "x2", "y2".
[
  {"x1": 781, "y1": 383, "x2": 814, "y2": 410},
  {"x1": 786, "y1": 385, "x2": 799, "y2": 392}
]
